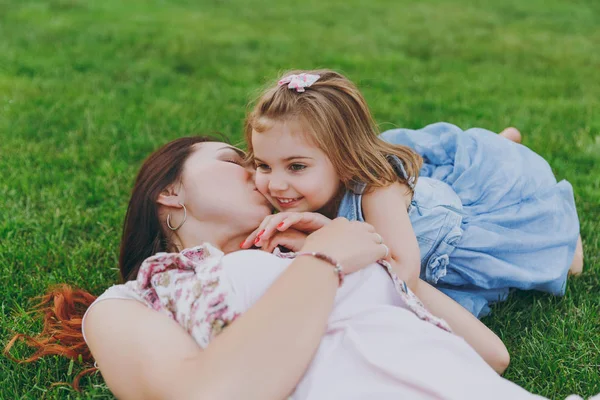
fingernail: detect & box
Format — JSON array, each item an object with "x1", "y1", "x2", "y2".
[
  {"x1": 239, "y1": 241, "x2": 245, "y2": 248},
  {"x1": 254, "y1": 237, "x2": 261, "y2": 244},
  {"x1": 257, "y1": 230, "x2": 265, "y2": 238},
  {"x1": 277, "y1": 222, "x2": 284, "y2": 228}
]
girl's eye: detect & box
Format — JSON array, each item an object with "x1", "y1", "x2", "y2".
[
  {"x1": 256, "y1": 163, "x2": 270, "y2": 171},
  {"x1": 289, "y1": 164, "x2": 306, "y2": 171},
  {"x1": 225, "y1": 159, "x2": 242, "y2": 166}
]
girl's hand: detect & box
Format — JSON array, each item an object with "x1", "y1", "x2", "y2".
[
  {"x1": 240, "y1": 212, "x2": 332, "y2": 249},
  {"x1": 260, "y1": 228, "x2": 308, "y2": 253},
  {"x1": 301, "y1": 218, "x2": 389, "y2": 275}
]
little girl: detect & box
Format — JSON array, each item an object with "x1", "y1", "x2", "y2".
[{"x1": 241, "y1": 69, "x2": 583, "y2": 318}]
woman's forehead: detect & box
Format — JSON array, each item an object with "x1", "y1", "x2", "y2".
[{"x1": 193, "y1": 142, "x2": 245, "y2": 158}]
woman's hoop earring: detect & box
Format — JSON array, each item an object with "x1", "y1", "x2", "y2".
[{"x1": 166, "y1": 203, "x2": 187, "y2": 231}]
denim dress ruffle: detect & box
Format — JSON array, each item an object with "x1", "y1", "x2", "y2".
[{"x1": 338, "y1": 122, "x2": 580, "y2": 318}]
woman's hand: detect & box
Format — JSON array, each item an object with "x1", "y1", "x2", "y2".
[
  {"x1": 301, "y1": 218, "x2": 389, "y2": 275},
  {"x1": 241, "y1": 212, "x2": 332, "y2": 249}
]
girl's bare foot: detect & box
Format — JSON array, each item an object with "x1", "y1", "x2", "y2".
[
  {"x1": 569, "y1": 235, "x2": 584, "y2": 276},
  {"x1": 499, "y1": 127, "x2": 522, "y2": 144}
]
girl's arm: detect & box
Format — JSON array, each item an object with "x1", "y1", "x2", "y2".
[
  {"x1": 362, "y1": 181, "x2": 421, "y2": 290},
  {"x1": 362, "y1": 182, "x2": 510, "y2": 374},
  {"x1": 85, "y1": 219, "x2": 387, "y2": 400},
  {"x1": 414, "y1": 281, "x2": 510, "y2": 374}
]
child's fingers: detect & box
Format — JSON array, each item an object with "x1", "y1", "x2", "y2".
[
  {"x1": 242, "y1": 215, "x2": 274, "y2": 248},
  {"x1": 240, "y1": 227, "x2": 261, "y2": 249},
  {"x1": 264, "y1": 236, "x2": 286, "y2": 253},
  {"x1": 302, "y1": 212, "x2": 331, "y2": 231},
  {"x1": 276, "y1": 213, "x2": 304, "y2": 232},
  {"x1": 265, "y1": 230, "x2": 307, "y2": 253},
  {"x1": 280, "y1": 212, "x2": 331, "y2": 234},
  {"x1": 261, "y1": 237, "x2": 276, "y2": 253},
  {"x1": 262, "y1": 232, "x2": 286, "y2": 253},
  {"x1": 252, "y1": 217, "x2": 274, "y2": 247},
  {"x1": 257, "y1": 212, "x2": 332, "y2": 246},
  {"x1": 255, "y1": 214, "x2": 292, "y2": 246}
]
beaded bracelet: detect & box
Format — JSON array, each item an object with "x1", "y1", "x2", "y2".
[{"x1": 295, "y1": 251, "x2": 345, "y2": 287}]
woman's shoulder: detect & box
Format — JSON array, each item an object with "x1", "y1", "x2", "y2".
[{"x1": 81, "y1": 283, "x2": 144, "y2": 345}]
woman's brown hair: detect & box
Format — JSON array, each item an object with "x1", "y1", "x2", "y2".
[
  {"x1": 4, "y1": 136, "x2": 214, "y2": 390},
  {"x1": 245, "y1": 69, "x2": 423, "y2": 194}
]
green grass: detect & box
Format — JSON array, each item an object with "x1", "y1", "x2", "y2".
[{"x1": 1, "y1": 0, "x2": 599, "y2": 398}]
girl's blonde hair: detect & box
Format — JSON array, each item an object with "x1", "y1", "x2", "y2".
[{"x1": 244, "y1": 69, "x2": 422, "y2": 193}]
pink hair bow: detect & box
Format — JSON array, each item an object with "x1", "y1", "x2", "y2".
[{"x1": 278, "y1": 73, "x2": 320, "y2": 92}]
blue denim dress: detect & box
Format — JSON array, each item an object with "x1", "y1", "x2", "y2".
[{"x1": 338, "y1": 122, "x2": 580, "y2": 318}]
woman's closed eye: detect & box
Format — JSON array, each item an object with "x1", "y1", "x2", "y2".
[{"x1": 225, "y1": 158, "x2": 242, "y2": 166}]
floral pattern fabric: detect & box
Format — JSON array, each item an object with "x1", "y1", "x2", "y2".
[{"x1": 129, "y1": 243, "x2": 239, "y2": 348}]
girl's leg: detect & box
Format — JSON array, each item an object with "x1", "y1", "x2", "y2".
[
  {"x1": 499, "y1": 127, "x2": 522, "y2": 143},
  {"x1": 498, "y1": 127, "x2": 583, "y2": 275},
  {"x1": 569, "y1": 236, "x2": 584, "y2": 275}
]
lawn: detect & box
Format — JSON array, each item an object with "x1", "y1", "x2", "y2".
[{"x1": 1, "y1": 0, "x2": 599, "y2": 398}]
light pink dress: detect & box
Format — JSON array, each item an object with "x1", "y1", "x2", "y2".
[{"x1": 82, "y1": 245, "x2": 594, "y2": 400}]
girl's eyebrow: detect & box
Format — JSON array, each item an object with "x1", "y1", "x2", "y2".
[
  {"x1": 283, "y1": 156, "x2": 313, "y2": 161},
  {"x1": 254, "y1": 156, "x2": 313, "y2": 163}
]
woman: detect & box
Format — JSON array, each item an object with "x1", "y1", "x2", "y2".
[{"x1": 7, "y1": 136, "x2": 591, "y2": 400}]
